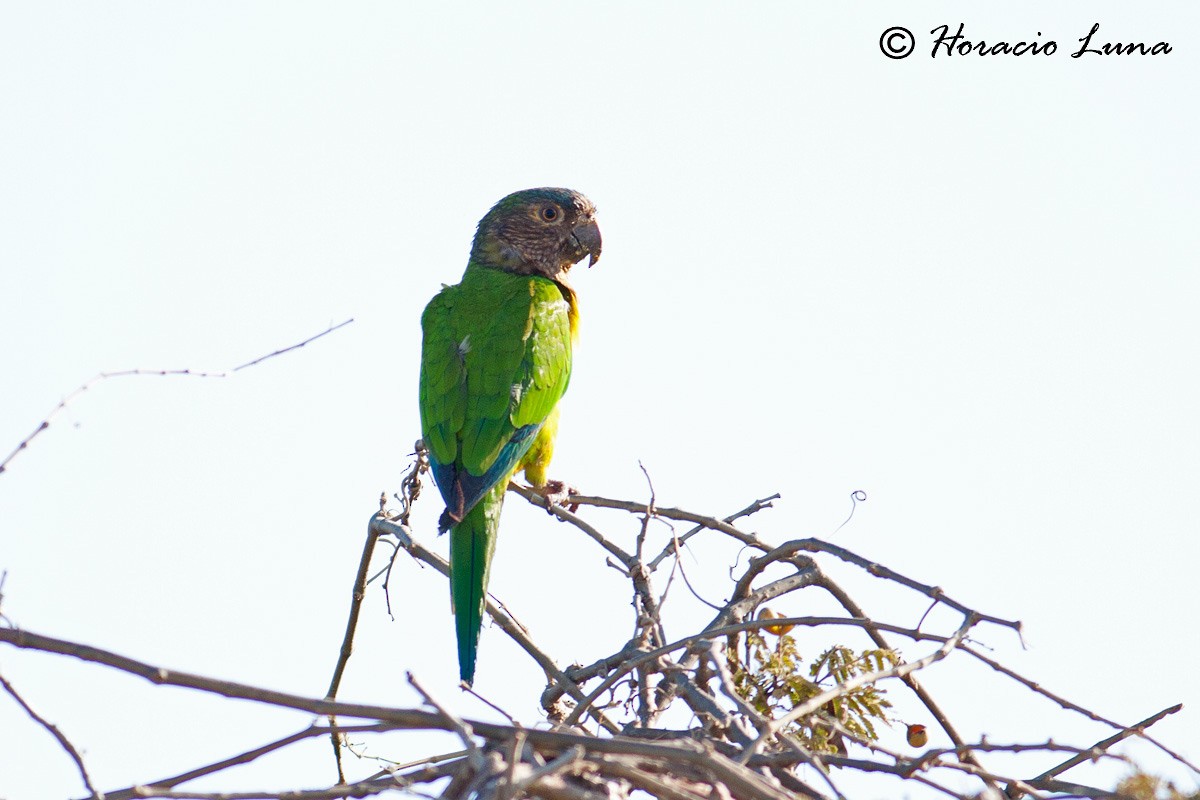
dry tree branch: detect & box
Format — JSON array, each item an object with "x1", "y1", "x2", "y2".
[
  {"x1": 0, "y1": 626, "x2": 799, "y2": 766},
  {"x1": 0, "y1": 318, "x2": 353, "y2": 477},
  {"x1": 963, "y1": 642, "x2": 1198, "y2": 775},
  {"x1": 0, "y1": 672, "x2": 99, "y2": 799},
  {"x1": 368, "y1": 513, "x2": 622, "y2": 735},
  {"x1": 324, "y1": 446, "x2": 430, "y2": 781},
  {"x1": 325, "y1": 512, "x2": 383, "y2": 783},
  {"x1": 551, "y1": 492, "x2": 769, "y2": 555},
  {"x1": 102, "y1": 723, "x2": 401, "y2": 800},
  {"x1": 8, "y1": 311, "x2": 1183, "y2": 798},
  {"x1": 508, "y1": 484, "x2": 635, "y2": 566},
  {"x1": 503, "y1": 485, "x2": 1193, "y2": 798},
  {"x1": 1008, "y1": 704, "x2": 1186, "y2": 799},
  {"x1": 4, "y1": 465, "x2": 1194, "y2": 799},
  {"x1": 93, "y1": 776, "x2": 442, "y2": 800},
  {"x1": 461, "y1": 682, "x2": 522, "y2": 727},
  {"x1": 407, "y1": 672, "x2": 486, "y2": 771},
  {"x1": 503, "y1": 744, "x2": 586, "y2": 799},
  {"x1": 228, "y1": 319, "x2": 354, "y2": 371},
  {"x1": 647, "y1": 493, "x2": 781, "y2": 571},
  {"x1": 0, "y1": 618, "x2": 959, "y2": 800},
  {"x1": 812, "y1": 571, "x2": 982, "y2": 776},
  {"x1": 0, "y1": 602, "x2": 1189, "y2": 800},
  {"x1": 703, "y1": 525, "x2": 1010, "y2": 788},
  {"x1": 739, "y1": 616, "x2": 978, "y2": 764},
  {"x1": 797, "y1": 711, "x2": 1145, "y2": 800},
  {"x1": 700, "y1": 640, "x2": 848, "y2": 800},
  {"x1": 732, "y1": 538, "x2": 1024, "y2": 638},
  {"x1": 0, "y1": 627, "x2": 443, "y2": 727}
]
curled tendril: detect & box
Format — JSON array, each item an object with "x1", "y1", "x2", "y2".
[{"x1": 832, "y1": 489, "x2": 868, "y2": 535}]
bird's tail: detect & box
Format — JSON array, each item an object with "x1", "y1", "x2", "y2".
[{"x1": 449, "y1": 481, "x2": 506, "y2": 685}]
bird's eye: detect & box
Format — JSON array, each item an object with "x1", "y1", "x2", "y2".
[{"x1": 541, "y1": 206, "x2": 559, "y2": 221}]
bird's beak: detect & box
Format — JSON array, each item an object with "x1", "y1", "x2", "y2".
[{"x1": 570, "y1": 219, "x2": 602, "y2": 268}]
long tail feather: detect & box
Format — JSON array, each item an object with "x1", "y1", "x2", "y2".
[{"x1": 449, "y1": 482, "x2": 506, "y2": 685}]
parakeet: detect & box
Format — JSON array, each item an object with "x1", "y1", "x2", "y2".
[
  {"x1": 757, "y1": 607, "x2": 796, "y2": 636},
  {"x1": 419, "y1": 187, "x2": 601, "y2": 685}
]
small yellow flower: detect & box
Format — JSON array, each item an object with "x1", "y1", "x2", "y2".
[
  {"x1": 758, "y1": 607, "x2": 795, "y2": 636},
  {"x1": 906, "y1": 723, "x2": 928, "y2": 748}
]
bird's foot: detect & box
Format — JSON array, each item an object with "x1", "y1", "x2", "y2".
[{"x1": 537, "y1": 480, "x2": 579, "y2": 514}]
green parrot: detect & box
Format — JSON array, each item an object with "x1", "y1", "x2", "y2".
[{"x1": 419, "y1": 187, "x2": 602, "y2": 685}]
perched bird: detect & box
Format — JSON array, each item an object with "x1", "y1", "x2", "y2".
[
  {"x1": 419, "y1": 187, "x2": 601, "y2": 685},
  {"x1": 758, "y1": 607, "x2": 796, "y2": 636},
  {"x1": 906, "y1": 723, "x2": 929, "y2": 748}
]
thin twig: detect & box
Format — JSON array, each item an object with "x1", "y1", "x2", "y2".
[
  {"x1": 0, "y1": 672, "x2": 100, "y2": 798},
  {"x1": 567, "y1": 494, "x2": 767, "y2": 553},
  {"x1": 962, "y1": 644, "x2": 1198, "y2": 773},
  {"x1": 0, "y1": 318, "x2": 353, "y2": 476},
  {"x1": 372, "y1": 514, "x2": 621, "y2": 734},
  {"x1": 508, "y1": 484, "x2": 635, "y2": 567},
  {"x1": 506, "y1": 744, "x2": 585, "y2": 798},
  {"x1": 460, "y1": 682, "x2": 521, "y2": 727},
  {"x1": 814, "y1": 573, "x2": 986, "y2": 783},
  {"x1": 701, "y1": 640, "x2": 847, "y2": 800},
  {"x1": 739, "y1": 616, "x2": 979, "y2": 764},
  {"x1": 647, "y1": 494, "x2": 781, "y2": 571},
  {"x1": 325, "y1": 448, "x2": 429, "y2": 778},
  {"x1": 734, "y1": 538, "x2": 1024, "y2": 638},
  {"x1": 1026, "y1": 702, "x2": 1182, "y2": 789},
  {"x1": 562, "y1": 613, "x2": 959, "y2": 729},
  {"x1": 326, "y1": 517, "x2": 384, "y2": 781},
  {"x1": 498, "y1": 730, "x2": 526, "y2": 800},
  {"x1": 0, "y1": 625, "x2": 883, "y2": 774},
  {"x1": 103, "y1": 724, "x2": 398, "y2": 800},
  {"x1": 408, "y1": 672, "x2": 485, "y2": 770},
  {"x1": 231, "y1": 318, "x2": 354, "y2": 371}
]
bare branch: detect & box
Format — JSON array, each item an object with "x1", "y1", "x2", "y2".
[
  {"x1": 565, "y1": 493, "x2": 768, "y2": 554},
  {"x1": 0, "y1": 318, "x2": 353, "y2": 477},
  {"x1": 506, "y1": 745, "x2": 585, "y2": 799},
  {"x1": 0, "y1": 671, "x2": 99, "y2": 798},
  {"x1": 408, "y1": 672, "x2": 486, "y2": 771},
  {"x1": 1024, "y1": 702, "x2": 1182, "y2": 789},
  {"x1": 324, "y1": 446, "x2": 429, "y2": 779},
  {"x1": 739, "y1": 615, "x2": 978, "y2": 763},
  {"x1": 647, "y1": 494, "x2": 781, "y2": 571},
  {"x1": 231, "y1": 318, "x2": 353, "y2": 371},
  {"x1": 103, "y1": 724, "x2": 398, "y2": 800},
  {"x1": 370, "y1": 514, "x2": 622, "y2": 734},
  {"x1": 963, "y1": 643, "x2": 1198, "y2": 773},
  {"x1": 461, "y1": 682, "x2": 521, "y2": 727},
  {"x1": 5, "y1": 470, "x2": 1192, "y2": 800},
  {"x1": 508, "y1": 483, "x2": 635, "y2": 566},
  {"x1": 735, "y1": 538, "x2": 1024, "y2": 638}
]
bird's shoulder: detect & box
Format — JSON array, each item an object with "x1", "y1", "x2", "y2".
[{"x1": 424, "y1": 267, "x2": 568, "y2": 331}]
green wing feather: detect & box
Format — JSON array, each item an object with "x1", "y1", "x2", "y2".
[
  {"x1": 419, "y1": 265, "x2": 572, "y2": 684},
  {"x1": 419, "y1": 290, "x2": 467, "y2": 467}
]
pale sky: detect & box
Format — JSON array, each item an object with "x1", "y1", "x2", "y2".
[{"x1": 2, "y1": 3, "x2": 1197, "y2": 798}]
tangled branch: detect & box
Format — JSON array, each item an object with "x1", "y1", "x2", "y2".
[{"x1": 1, "y1": 453, "x2": 1191, "y2": 799}]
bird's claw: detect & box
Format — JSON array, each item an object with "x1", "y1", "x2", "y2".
[{"x1": 538, "y1": 480, "x2": 579, "y2": 514}]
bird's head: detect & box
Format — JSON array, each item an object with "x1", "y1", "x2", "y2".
[{"x1": 470, "y1": 187, "x2": 602, "y2": 281}]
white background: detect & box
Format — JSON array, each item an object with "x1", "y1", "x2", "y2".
[{"x1": 1, "y1": 3, "x2": 1197, "y2": 798}]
